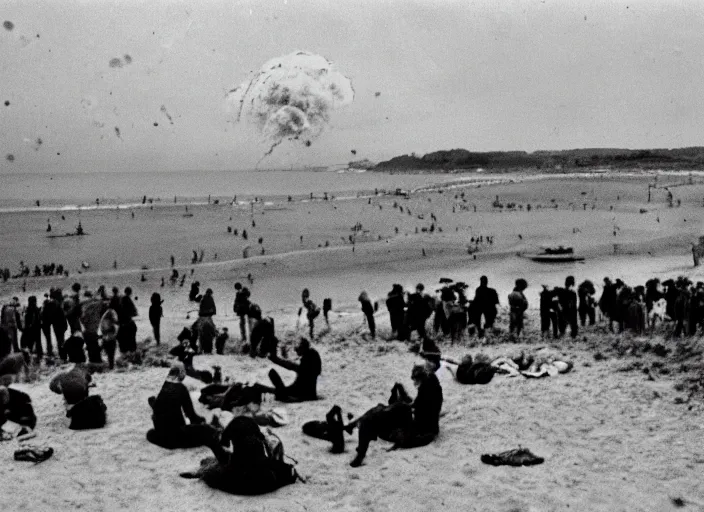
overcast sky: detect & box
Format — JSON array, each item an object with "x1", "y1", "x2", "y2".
[{"x1": 1, "y1": 0, "x2": 703, "y2": 172}]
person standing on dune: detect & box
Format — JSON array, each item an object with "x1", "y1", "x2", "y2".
[
  {"x1": 358, "y1": 291, "x2": 376, "y2": 339},
  {"x1": 118, "y1": 287, "x2": 138, "y2": 354},
  {"x1": 233, "y1": 282, "x2": 251, "y2": 342},
  {"x1": 508, "y1": 279, "x2": 529, "y2": 339},
  {"x1": 472, "y1": 276, "x2": 499, "y2": 338},
  {"x1": 299, "y1": 289, "x2": 320, "y2": 339},
  {"x1": 149, "y1": 293, "x2": 164, "y2": 346}
]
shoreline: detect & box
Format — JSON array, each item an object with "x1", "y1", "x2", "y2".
[{"x1": 2, "y1": 168, "x2": 703, "y2": 212}]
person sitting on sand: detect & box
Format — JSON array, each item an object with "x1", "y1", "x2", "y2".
[
  {"x1": 348, "y1": 362, "x2": 443, "y2": 467},
  {"x1": 170, "y1": 338, "x2": 213, "y2": 383},
  {"x1": 146, "y1": 363, "x2": 226, "y2": 454},
  {"x1": 0, "y1": 385, "x2": 37, "y2": 436},
  {"x1": 179, "y1": 415, "x2": 299, "y2": 495},
  {"x1": 259, "y1": 338, "x2": 321, "y2": 403}
]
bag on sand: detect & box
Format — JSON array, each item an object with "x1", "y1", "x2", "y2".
[
  {"x1": 14, "y1": 445, "x2": 54, "y2": 464},
  {"x1": 481, "y1": 447, "x2": 544, "y2": 467},
  {"x1": 68, "y1": 395, "x2": 107, "y2": 430}
]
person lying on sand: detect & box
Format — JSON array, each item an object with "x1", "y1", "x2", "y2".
[
  {"x1": 179, "y1": 415, "x2": 299, "y2": 495},
  {"x1": 146, "y1": 363, "x2": 227, "y2": 455},
  {"x1": 441, "y1": 354, "x2": 496, "y2": 385},
  {"x1": 490, "y1": 353, "x2": 573, "y2": 379},
  {"x1": 256, "y1": 338, "x2": 321, "y2": 403},
  {"x1": 348, "y1": 362, "x2": 443, "y2": 467}
]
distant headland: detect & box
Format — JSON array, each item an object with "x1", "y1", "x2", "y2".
[{"x1": 368, "y1": 147, "x2": 704, "y2": 172}]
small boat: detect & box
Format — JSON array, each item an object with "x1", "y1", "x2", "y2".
[{"x1": 523, "y1": 246, "x2": 585, "y2": 263}]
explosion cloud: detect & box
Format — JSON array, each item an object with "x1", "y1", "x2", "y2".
[{"x1": 227, "y1": 51, "x2": 354, "y2": 161}]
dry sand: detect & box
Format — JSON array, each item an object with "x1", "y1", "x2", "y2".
[{"x1": 1, "y1": 171, "x2": 704, "y2": 511}]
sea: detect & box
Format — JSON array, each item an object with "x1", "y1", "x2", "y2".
[
  {"x1": 0, "y1": 169, "x2": 480, "y2": 211},
  {"x1": 1, "y1": 168, "x2": 699, "y2": 212}
]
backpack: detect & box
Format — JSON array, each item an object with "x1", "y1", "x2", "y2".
[{"x1": 68, "y1": 395, "x2": 107, "y2": 430}]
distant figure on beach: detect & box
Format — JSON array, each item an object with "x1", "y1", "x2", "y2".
[
  {"x1": 170, "y1": 255, "x2": 175, "y2": 267},
  {"x1": 149, "y1": 293, "x2": 164, "y2": 345},
  {"x1": 170, "y1": 269, "x2": 179, "y2": 285}
]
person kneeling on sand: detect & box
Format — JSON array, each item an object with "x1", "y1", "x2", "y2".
[
  {"x1": 179, "y1": 416, "x2": 300, "y2": 495},
  {"x1": 49, "y1": 364, "x2": 106, "y2": 429},
  {"x1": 0, "y1": 385, "x2": 37, "y2": 437},
  {"x1": 257, "y1": 338, "x2": 321, "y2": 403},
  {"x1": 146, "y1": 363, "x2": 226, "y2": 454},
  {"x1": 348, "y1": 362, "x2": 443, "y2": 467}
]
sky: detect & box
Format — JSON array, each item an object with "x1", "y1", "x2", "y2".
[{"x1": 1, "y1": 0, "x2": 704, "y2": 172}]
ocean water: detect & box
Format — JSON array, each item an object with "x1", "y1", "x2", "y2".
[{"x1": 0, "y1": 169, "x2": 476, "y2": 210}]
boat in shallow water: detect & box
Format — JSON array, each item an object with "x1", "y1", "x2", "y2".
[{"x1": 522, "y1": 246, "x2": 585, "y2": 263}]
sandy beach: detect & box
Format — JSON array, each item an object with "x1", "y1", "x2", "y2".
[{"x1": 0, "y1": 170, "x2": 703, "y2": 511}]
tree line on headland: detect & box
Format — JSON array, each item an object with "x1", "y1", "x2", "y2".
[{"x1": 370, "y1": 147, "x2": 704, "y2": 172}]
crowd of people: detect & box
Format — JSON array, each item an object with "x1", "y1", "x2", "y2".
[
  {"x1": 0, "y1": 283, "x2": 146, "y2": 367},
  {"x1": 0, "y1": 270, "x2": 700, "y2": 496}
]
